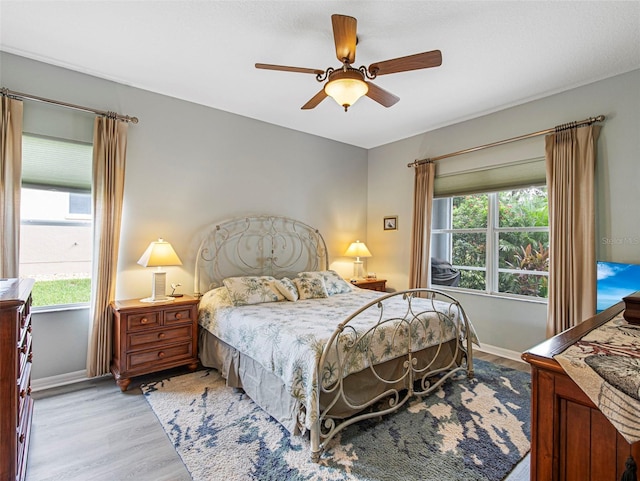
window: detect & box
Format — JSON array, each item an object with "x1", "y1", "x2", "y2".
[
  {"x1": 431, "y1": 186, "x2": 549, "y2": 299},
  {"x1": 20, "y1": 134, "x2": 93, "y2": 308}
]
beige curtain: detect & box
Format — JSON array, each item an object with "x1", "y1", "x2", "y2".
[
  {"x1": 545, "y1": 125, "x2": 600, "y2": 337},
  {"x1": 87, "y1": 116, "x2": 128, "y2": 377},
  {"x1": 409, "y1": 161, "x2": 436, "y2": 288},
  {"x1": 0, "y1": 96, "x2": 23, "y2": 278}
]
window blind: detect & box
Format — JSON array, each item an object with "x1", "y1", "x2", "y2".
[
  {"x1": 434, "y1": 157, "x2": 546, "y2": 197},
  {"x1": 21, "y1": 134, "x2": 92, "y2": 192}
]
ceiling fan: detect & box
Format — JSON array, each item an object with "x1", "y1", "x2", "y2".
[{"x1": 255, "y1": 14, "x2": 442, "y2": 112}]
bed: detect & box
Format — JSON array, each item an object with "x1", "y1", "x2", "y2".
[{"x1": 194, "y1": 215, "x2": 476, "y2": 461}]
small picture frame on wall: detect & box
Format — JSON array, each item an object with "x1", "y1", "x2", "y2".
[{"x1": 383, "y1": 216, "x2": 398, "y2": 231}]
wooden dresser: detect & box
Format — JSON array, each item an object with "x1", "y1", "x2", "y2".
[
  {"x1": 522, "y1": 301, "x2": 640, "y2": 481},
  {"x1": 110, "y1": 296, "x2": 199, "y2": 391},
  {"x1": 0, "y1": 278, "x2": 35, "y2": 481}
]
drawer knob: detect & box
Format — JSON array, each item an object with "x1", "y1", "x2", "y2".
[
  {"x1": 141, "y1": 317, "x2": 148, "y2": 324},
  {"x1": 158, "y1": 333, "x2": 166, "y2": 339},
  {"x1": 175, "y1": 313, "x2": 182, "y2": 319},
  {"x1": 158, "y1": 351, "x2": 165, "y2": 358}
]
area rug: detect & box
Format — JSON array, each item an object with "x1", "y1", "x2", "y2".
[{"x1": 141, "y1": 359, "x2": 530, "y2": 481}]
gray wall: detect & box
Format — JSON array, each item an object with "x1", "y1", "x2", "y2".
[
  {"x1": 2, "y1": 52, "x2": 368, "y2": 380},
  {"x1": 3, "y1": 51, "x2": 638, "y2": 380},
  {"x1": 366, "y1": 69, "x2": 640, "y2": 354}
]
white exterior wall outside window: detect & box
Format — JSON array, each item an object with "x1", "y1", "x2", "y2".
[{"x1": 20, "y1": 134, "x2": 93, "y2": 308}]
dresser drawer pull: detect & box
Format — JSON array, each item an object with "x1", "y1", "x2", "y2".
[
  {"x1": 158, "y1": 332, "x2": 166, "y2": 339},
  {"x1": 158, "y1": 351, "x2": 165, "y2": 358},
  {"x1": 141, "y1": 317, "x2": 148, "y2": 324}
]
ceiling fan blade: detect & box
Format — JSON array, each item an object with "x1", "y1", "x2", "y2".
[
  {"x1": 255, "y1": 63, "x2": 324, "y2": 75},
  {"x1": 301, "y1": 89, "x2": 328, "y2": 110},
  {"x1": 331, "y1": 14, "x2": 357, "y2": 64},
  {"x1": 365, "y1": 82, "x2": 400, "y2": 108},
  {"x1": 369, "y1": 50, "x2": 442, "y2": 76}
]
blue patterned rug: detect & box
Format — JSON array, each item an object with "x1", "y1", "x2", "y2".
[{"x1": 141, "y1": 359, "x2": 530, "y2": 481}]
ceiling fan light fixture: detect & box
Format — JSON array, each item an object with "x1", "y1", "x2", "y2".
[{"x1": 324, "y1": 69, "x2": 368, "y2": 111}]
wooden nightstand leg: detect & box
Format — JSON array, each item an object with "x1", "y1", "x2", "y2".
[
  {"x1": 116, "y1": 377, "x2": 131, "y2": 392},
  {"x1": 188, "y1": 361, "x2": 199, "y2": 371}
]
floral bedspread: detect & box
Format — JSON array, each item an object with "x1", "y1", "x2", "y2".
[
  {"x1": 554, "y1": 313, "x2": 640, "y2": 444},
  {"x1": 198, "y1": 287, "x2": 469, "y2": 430}
]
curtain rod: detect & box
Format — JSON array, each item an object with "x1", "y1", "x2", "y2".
[
  {"x1": 407, "y1": 114, "x2": 604, "y2": 168},
  {"x1": 1, "y1": 87, "x2": 139, "y2": 124}
]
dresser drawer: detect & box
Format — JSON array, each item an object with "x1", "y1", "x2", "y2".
[
  {"x1": 126, "y1": 311, "x2": 161, "y2": 331},
  {"x1": 164, "y1": 307, "x2": 193, "y2": 325},
  {"x1": 127, "y1": 325, "x2": 193, "y2": 350},
  {"x1": 17, "y1": 361, "x2": 31, "y2": 425},
  {"x1": 126, "y1": 342, "x2": 193, "y2": 370},
  {"x1": 19, "y1": 332, "x2": 32, "y2": 384}
]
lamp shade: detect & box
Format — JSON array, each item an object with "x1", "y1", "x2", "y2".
[
  {"x1": 137, "y1": 238, "x2": 182, "y2": 267},
  {"x1": 324, "y1": 69, "x2": 369, "y2": 111},
  {"x1": 344, "y1": 240, "x2": 372, "y2": 259}
]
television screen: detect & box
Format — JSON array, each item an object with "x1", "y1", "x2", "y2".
[{"x1": 597, "y1": 261, "x2": 640, "y2": 312}]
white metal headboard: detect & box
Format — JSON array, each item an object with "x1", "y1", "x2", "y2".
[{"x1": 194, "y1": 215, "x2": 329, "y2": 296}]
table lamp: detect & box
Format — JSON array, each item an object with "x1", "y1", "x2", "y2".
[
  {"x1": 137, "y1": 238, "x2": 182, "y2": 302},
  {"x1": 344, "y1": 240, "x2": 372, "y2": 280}
]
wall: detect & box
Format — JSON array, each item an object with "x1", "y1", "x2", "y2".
[
  {"x1": 366, "y1": 69, "x2": 640, "y2": 355},
  {"x1": 3, "y1": 51, "x2": 638, "y2": 380},
  {"x1": 1, "y1": 52, "x2": 368, "y2": 381}
]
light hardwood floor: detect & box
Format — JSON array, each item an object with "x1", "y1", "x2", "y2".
[{"x1": 26, "y1": 352, "x2": 530, "y2": 481}]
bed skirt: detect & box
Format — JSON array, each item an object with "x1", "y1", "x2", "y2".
[{"x1": 198, "y1": 327, "x2": 462, "y2": 436}]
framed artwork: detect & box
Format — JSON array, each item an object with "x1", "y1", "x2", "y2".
[{"x1": 383, "y1": 216, "x2": 398, "y2": 231}]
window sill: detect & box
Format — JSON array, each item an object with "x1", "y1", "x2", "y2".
[
  {"x1": 431, "y1": 285, "x2": 548, "y2": 305},
  {"x1": 33, "y1": 303, "x2": 90, "y2": 314}
]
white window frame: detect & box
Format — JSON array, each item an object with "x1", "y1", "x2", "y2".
[{"x1": 431, "y1": 188, "x2": 549, "y2": 302}]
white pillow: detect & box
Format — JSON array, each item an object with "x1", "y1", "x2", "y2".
[
  {"x1": 293, "y1": 273, "x2": 329, "y2": 300},
  {"x1": 222, "y1": 276, "x2": 284, "y2": 306}
]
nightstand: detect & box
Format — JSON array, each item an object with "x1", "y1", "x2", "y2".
[
  {"x1": 352, "y1": 278, "x2": 387, "y2": 292},
  {"x1": 110, "y1": 296, "x2": 199, "y2": 391}
]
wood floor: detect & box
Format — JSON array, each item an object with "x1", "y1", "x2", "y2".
[{"x1": 26, "y1": 352, "x2": 531, "y2": 481}]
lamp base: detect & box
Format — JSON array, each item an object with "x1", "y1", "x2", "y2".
[
  {"x1": 353, "y1": 260, "x2": 365, "y2": 280},
  {"x1": 140, "y1": 270, "x2": 174, "y2": 303}
]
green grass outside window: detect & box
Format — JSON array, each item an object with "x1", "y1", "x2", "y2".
[{"x1": 31, "y1": 278, "x2": 91, "y2": 307}]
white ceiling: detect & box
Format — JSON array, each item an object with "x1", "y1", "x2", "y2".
[{"x1": 1, "y1": 1, "x2": 639, "y2": 149}]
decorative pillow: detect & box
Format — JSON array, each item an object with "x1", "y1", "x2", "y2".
[
  {"x1": 298, "y1": 270, "x2": 353, "y2": 296},
  {"x1": 321, "y1": 270, "x2": 354, "y2": 295},
  {"x1": 274, "y1": 277, "x2": 299, "y2": 302},
  {"x1": 222, "y1": 276, "x2": 284, "y2": 306},
  {"x1": 293, "y1": 273, "x2": 329, "y2": 300}
]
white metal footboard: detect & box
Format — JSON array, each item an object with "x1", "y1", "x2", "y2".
[{"x1": 309, "y1": 288, "x2": 474, "y2": 462}]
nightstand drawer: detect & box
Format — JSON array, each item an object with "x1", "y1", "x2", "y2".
[
  {"x1": 126, "y1": 311, "x2": 161, "y2": 331},
  {"x1": 126, "y1": 342, "x2": 193, "y2": 370},
  {"x1": 164, "y1": 307, "x2": 193, "y2": 324},
  {"x1": 127, "y1": 325, "x2": 193, "y2": 350}
]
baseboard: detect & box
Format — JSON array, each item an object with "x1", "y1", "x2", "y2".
[
  {"x1": 31, "y1": 370, "x2": 89, "y2": 392},
  {"x1": 30, "y1": 345, "x2": 525, "y2": 392},
  {"x1": 475, "y1": 343, "x2": 527, "y2": 365}
]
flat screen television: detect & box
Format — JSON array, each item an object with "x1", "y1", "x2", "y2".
[{"x1": 596, "y1": 261, "x2": 640, "y2": 312}]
